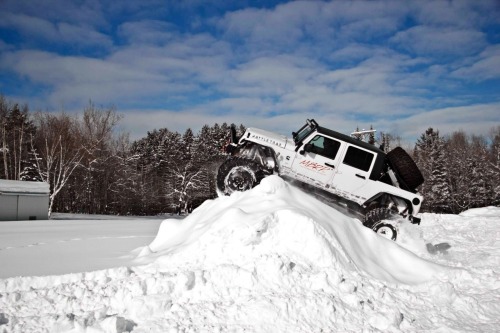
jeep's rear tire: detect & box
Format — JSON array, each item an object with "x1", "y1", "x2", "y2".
[
  {"x1": 363, "y1": 207, "x2": 398, "y2": 241},
  {"x1": 373, "y1": 222, "x2": 397, "y2": 241},
  {"x1": 386, "y1": 147, "x2": 424, "y2": 190},
  {"x1": 216, "y1": 157, "x2": 265, "y2": 196}
]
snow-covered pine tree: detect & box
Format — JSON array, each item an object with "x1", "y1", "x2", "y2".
[
  {"x1": 0, "y1": 99, "x2": 36, "y2": 180},
  {"x1": 445, "y1": 130, "x2": 498, "y2": 213},
  {"x1": 156, "y1": 128, "x2": 183, "y2": 213},
  {"x1": 103, "y1": 133, "x2": 141, "y2": 215},
  {"x1": 446, "y1": 131, "x2": 470, "y2": 213},
  {"x1": 414, "y1": 128, "x2": 443, "y2": 212},
  {"x1": 490, "y1": 127, "x2": 500, "y2": 206},
  {"x1": 127, "y1": 129, "x2": 168, "y2": 214},
  {"x1": 377, "y1": 132, "x2": 393, "y2": 153},
  {"x1": 169, "y1": 128, "x2": 206, "y2": 214},
  {"x1": 192, "y1": 124, "x2": 226, "y2": 200},
  {"x1": 426, "y1": 135, "x2": 451, "y2": 212},
  {"x1": 19, "y1": 149, "x2": 42, "y2": 182},
  {"x1": 369, "y1": 125, "x2": 375, "y2": 145},
  {"x1": 465, "y1": 135, "x2": 491, "y2": 209}
]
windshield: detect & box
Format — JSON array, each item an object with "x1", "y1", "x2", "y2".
[{"x1": 293, "y1": 120, "x2": 316, "y2": 144}]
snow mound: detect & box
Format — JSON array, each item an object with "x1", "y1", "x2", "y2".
[
  {"x1": 458, "y1": 206, "x2": 500, "y2": 218},
  {"x1": 3, "y1": 176, "x2": 499, "y2": 332},
  {"x1": 140, "y1": 175, "x2": 447, "y2": 285}
]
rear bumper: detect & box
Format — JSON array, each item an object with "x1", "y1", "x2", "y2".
[{"x1": 410, "y1": 215, "x2": 421, "y2": 225}]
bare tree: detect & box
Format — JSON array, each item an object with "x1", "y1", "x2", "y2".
[
  {"x1": 30, "y1": 112, "x2": 85, "y2": 217},
  {"x1": 78, "y1": 102, "x2": 121, "y2": 214},
  {"x1": 169, "y1": 166, "x2": 205, "y2": 214},
  {"x1": 0, "y1": 96, "x2": 8, "y2": 179}
]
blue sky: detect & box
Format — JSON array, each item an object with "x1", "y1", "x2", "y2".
[{"x1": 0, "y1": 0, "x2": 499, "y2": 141}]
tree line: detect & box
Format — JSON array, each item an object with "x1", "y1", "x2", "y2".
[
  {"x1": 1, "y1": 94, "x2": 498, "y2": 216},
  {"x1": 0, "y1": 95, "x2": 244, "y2": 216},
  {"x1": 413, "y1": 127, "x2": 500, "y2": 213}
]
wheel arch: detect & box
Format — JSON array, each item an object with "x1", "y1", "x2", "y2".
[
  {"x1": 363, "y1": 192, "x2": 415, "y2": 216},
  {"x1": 235, "y1": 141, "x2": 279, "y2": 173}
]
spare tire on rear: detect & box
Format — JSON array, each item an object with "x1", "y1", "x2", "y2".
[{"x1": 386, "y1": 147, "x2": 424, "y2": 190}]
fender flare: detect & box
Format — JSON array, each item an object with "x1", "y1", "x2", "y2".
[
  {"x1": 235, "y1": 141, "x2": 279, "y2": 173},
  {"x1": 363, "y1": 192, "x2": 414, "y2": 216}
]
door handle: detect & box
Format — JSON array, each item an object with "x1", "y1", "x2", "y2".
[
  {"x1": 325, "y1": 163, "x2": 335, "y2": 168},
  {"x1": 355, "y1": 174, "x2": 366, "y2": 179}
]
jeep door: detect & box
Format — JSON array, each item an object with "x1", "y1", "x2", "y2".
[
  {"x1": 291, "y1": 135, "x2": 342, "y2": 185},
  {"x1": 331, "y1": 144, "x2": 376, "y2": 202}
]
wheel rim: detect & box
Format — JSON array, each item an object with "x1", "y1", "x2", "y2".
[
  {"x1": 224, "y1": 166, "x2": 255, "y2": 194},
  {"x1": 374, "y1": 223, "x2": 397, "y2": 241}
]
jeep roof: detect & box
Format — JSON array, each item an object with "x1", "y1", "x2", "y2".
[{"x1": 315, "y1": 125, "x2": 385, "y2": 156}]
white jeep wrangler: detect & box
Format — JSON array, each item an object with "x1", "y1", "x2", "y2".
[{"x1": 217, "y1": 119, "x2": 424, "y2": 240}]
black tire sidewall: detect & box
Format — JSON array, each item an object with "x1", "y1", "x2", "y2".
[
  {"x1": 386, "y1": 147, "x2": 424, "y2": 190},
  {"x1": 216, "y1": 157, "x2": 264, "y2": 195}
]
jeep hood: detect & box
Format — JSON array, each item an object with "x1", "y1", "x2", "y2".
[{"x1": 243, "y1": 127, "x2": 292, "y2": 150}]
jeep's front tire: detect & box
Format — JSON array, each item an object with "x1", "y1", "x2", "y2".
[
  {"x1": 216, "y1": 157, "x2": 265, "y2": 196},
  {"x1": 386, "y1": 147, "x2": 424, "y2": 190},
  {"x1": 363, "y1": 207, "x2": 399, "y2": 241}
]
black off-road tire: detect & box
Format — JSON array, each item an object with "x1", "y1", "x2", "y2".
[
  {"x1": 363, "y1": 207, "x2": 398, "y2": 241},
  {"x1": 386, "y1": 147, "x2": 424, "y2": 190},
  {"x1": 216, "y1": 157, "x2": 265, "y2": 196}
]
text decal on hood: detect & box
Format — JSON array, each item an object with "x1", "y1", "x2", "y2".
[{"x1": 250, "y1": 133, "x2": 285, "y2": 148}]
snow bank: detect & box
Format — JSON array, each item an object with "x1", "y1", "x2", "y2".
[
  {"x1": 458, "y1": 206, "x2": 500, "y2": 218},
  {"x1": 1, "y1": 177, "x2": 498, "y2": 332},
  {"x1": 140, "y1": 175, "x2": 447, "y2": 285}
]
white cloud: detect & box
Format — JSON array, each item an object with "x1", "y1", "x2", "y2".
[
  {"x1": 0, "y1": 12, "x2": 112, "y2": 50},
  {"x1": 1, "y1": 0, "x2": 499, "y2": 142},
  {"x1": 224, "y1": 55, "x2": 320, "y2": 97},
  {"x1": 451, "y1": 45, "x2": 500, "y2": 81},
  {"x1": 217, "y1": 0, "x2": 409, "y2": 55},
  {"x1": 413, "y1": 0, "x2": 500, "y2": 28},
  {"x1": 117, "y1": 20, "x2": 177, "y2": 45},
  {"x1": 391, "y1": 26, "x2": 486, "y2": 57},
  {"x1": 1, "y1": 0, "x2": 107, "y2": 28},
  {"x1": 395, "y1": 103, "x2": 500, "y2": 139}
]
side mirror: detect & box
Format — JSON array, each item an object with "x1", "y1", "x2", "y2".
[{"x1": 300, "y1": 143, "x2": 312, "y2": 155}]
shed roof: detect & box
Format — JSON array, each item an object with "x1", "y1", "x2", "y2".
[{"x1": 0, "y1": 180, "x2": 50, "y2": 194}]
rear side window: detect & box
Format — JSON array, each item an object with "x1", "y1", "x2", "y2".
[{"x1": 342, "y1": 146, "x2": 374, "y2": 172}]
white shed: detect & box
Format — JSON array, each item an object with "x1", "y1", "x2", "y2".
[{"x1": 0, "y1": 180, "x2": 50, "y2": 221}]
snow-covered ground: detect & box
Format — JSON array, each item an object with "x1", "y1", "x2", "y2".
[
  {"x1": 0, "y1": 215, "x2": 165, "y2": 278},
  {"x1": 0, "y1": 176, "x2": 498, "y2": 332}
]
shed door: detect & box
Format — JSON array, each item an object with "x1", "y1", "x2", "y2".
[{"x1": 0, "y1": 195, "x2": 18, "y2": 221}]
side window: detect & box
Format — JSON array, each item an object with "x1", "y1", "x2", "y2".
[
  {"x1": 342, "y1": 146, "x2": 374, "y2": 172},
  {"x1": 309, "y1": 135, "x2": 341, "y2": 160}
]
